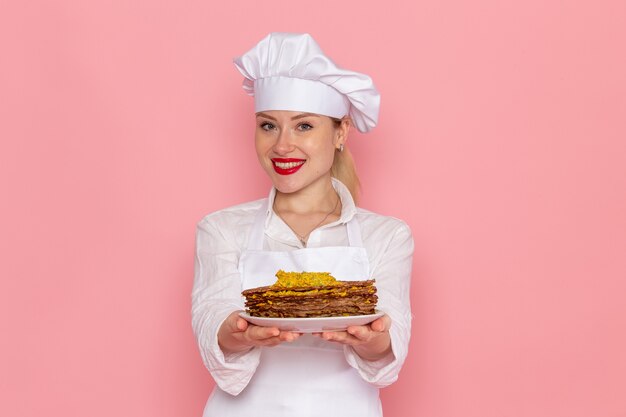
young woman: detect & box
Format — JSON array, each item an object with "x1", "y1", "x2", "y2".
[{"x1": 192, "y1": 32, "x2": 414, "y2": 417}]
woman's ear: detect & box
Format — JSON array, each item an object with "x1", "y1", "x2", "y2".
[{"x1": 334, "y1": 117, "x2": 351, "y2": 147}]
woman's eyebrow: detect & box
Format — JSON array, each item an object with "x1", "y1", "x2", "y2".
[
  {"x1": 256, "y1": 112, "x2": 277, "y2": 120},
  {"x1": 256, "y1": 112, "x2": 320, "y2": 121},
  {"x1": 291, "y1": 113, "x2": 319, "y2": 120}
]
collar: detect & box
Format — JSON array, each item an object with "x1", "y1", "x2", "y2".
[{"x1": 263, "y1": 177, "x2": 358, "y2": 230}]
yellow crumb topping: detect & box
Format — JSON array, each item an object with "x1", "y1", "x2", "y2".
[{"x1": 270, "y1": 270, "x2": 341, "y2": 289}]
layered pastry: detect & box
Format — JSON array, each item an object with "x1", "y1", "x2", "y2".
[{"x1": 242, "y1": 270, "x2": 377, "y2": 318}]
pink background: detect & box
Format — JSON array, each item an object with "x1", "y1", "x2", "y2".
[{"x1": 1, "y1": 0, "x2": 625, "y2": 416}]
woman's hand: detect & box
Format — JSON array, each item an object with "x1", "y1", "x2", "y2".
[
  {"x1": 314, "y1": 314, "x2": 392, "y2": 361},
  {"x1": 218, "y1": 311, "x2": 301, "y2": 355}
]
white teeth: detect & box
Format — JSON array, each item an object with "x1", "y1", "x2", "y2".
[{"x1": 274, "y1": 161, "x2": 304, "y2": 169}]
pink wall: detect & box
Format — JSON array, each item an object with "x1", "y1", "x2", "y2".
[{"x1": 1, "y1": 1, "x2": 625, "y2": 416}]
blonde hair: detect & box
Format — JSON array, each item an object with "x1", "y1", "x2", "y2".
[{"x1": 330, "y1": 118, "x2": 360, "y2": 204}]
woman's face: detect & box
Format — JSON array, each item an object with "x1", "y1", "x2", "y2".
[{"x1": 255, "y1": 110, "x2": 344, "y2": 194}]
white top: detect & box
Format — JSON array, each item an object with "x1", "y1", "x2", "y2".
[{"x1": 192, "y1": 178, "x2": 414, "y2": 396}]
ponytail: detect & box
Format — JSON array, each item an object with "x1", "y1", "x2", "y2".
[{"x1": 331, "y1": 146, "x2": 360, "y2": 204}]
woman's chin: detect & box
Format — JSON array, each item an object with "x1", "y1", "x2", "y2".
[
  {"x1": 269, "y1": 171, "x2": 333, "y2": 195},
  {"x1": 271, "y1": 174, "x2": 316, "y2": 194},
  {"x1": 272, "y1": 182, "x2": 302, "y2": 194}
]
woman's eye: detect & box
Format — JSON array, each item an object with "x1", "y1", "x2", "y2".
[
  {"x1": 298, "y1": 123, "x2": 313, "y2": 131},
  {"x1": 260, "y1": 122, "x2": 275, "y2": 131}
]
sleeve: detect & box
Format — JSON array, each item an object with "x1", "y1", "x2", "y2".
[
  {"x1": 191, "y1": 218, "x2": 261, "y2": 396},
  {"x1": 343, "y1": 221, "x2": 414, "y2": 387}
]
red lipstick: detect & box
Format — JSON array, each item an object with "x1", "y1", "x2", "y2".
[{"x1": 271, "y1": 158, "x2": 306, "y2": 175}]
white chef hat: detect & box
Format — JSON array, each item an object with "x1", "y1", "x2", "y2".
[{"x1": 233, "y1": 32, "x2": 380, "y2": 133}]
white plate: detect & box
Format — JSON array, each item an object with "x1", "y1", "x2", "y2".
[{"x1": 238, "y1": 311, "x2": 384, "y2": 333}]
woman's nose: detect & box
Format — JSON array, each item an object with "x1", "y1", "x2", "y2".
[{"x1": 273, "y1": 128, "x2": 295, "y2": 154}]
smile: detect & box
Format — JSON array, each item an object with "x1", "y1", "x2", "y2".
[{"x1": 271, "y1": 158, "x2": 306, "y2": 175}]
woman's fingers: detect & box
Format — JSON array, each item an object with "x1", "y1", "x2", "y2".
[
  {"x1": 247, "y1": 325, "x2": 280, "y2": 340},
  {"x1": 231, "y1": 315, "x2": 392, "y2": 350},
  {"x1": 370, "y1": 315, "x2": 391, "y2": 332},
  {"x1": 347, "y1": 325, "x2": 371, "y2": 341},
  {"x1": 260, "y1": 331, "x2": 300, "y2": 346},
  {"x1": 236, "y1": 317, "x2": 248, "y2": 331},
  {"x1": 321, "y1": 330, "x2": 362, "y2": 345},
  {"x1": 241, "y1": 325, "x2": 301, "y2": 346},
  {"x1": 224, "y1": 311, "x2": 249, "y2": 333},
  {"x1": 370, "y1": 319, "x2": 384, "y2": 332},
  {"x1": 321, "y1": 315, "x2": 392, "y2": 345},
  {"x1": 279, "y1": 331, "x2": 301, "y2": 342}
]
